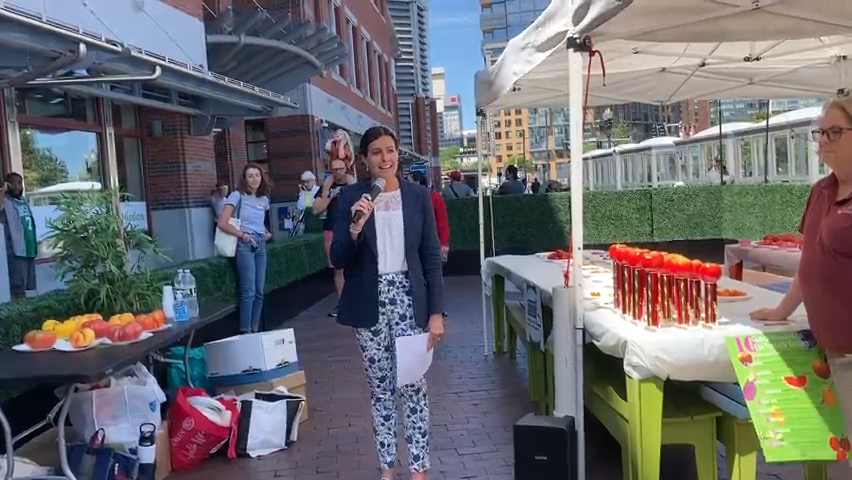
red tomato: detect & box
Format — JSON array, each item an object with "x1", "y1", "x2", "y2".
[
  {"x1": 625, "y1": 248, "x2": 642, "y2": 267},
  {"x1": 699, "y1": 262, "x2": 723, "y2": 283},
  {"x1": 689, "y1": 259, "x2": 704, "y2": 279},
  {"x1": 641, "y1": 251, "x2": 664, "y2": 271},
  {"x1": 667, "y1": 255, "x2": 691, "y2": 277},
  {"x1": 24, "y1": 330, "x2": 57, "y2": 350}
]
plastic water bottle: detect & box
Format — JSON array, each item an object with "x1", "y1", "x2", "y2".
[
  {"x1": 162, "y1": 285, "x2": 176, "y2": 323},
  {"x1": 185, "y1": 269, "x2": 199, "y2": 319},
  {"x1": 173, "y1": 270, "x2": 190, "y2": 323}
]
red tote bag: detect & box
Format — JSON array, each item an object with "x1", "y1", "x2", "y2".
[{"x1": 168, "y1": 387, "x2": 239, "y2": 471}]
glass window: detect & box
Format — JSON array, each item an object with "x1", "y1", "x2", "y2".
[
  {"x1": 116, "y1": 136, "x2": 145, "y2": 201},
  {"x1": 516, "y1": 129, "x2": 524, "y2": 137},
  {"x1": 504, "y1": 120, "x2": 511, "y2": 127},
  {"x1": 514, "y1": 109, "x2": 523, "y2": 116},
  {"x1": 516, "y1": 142, "x2": 523, "y2": 150},
  {"x1": 496, "y1": 155, "x2": 503, "y2": 163},
  {"x1": 494, "y1": 131, "x2": 502, "y2": 140},
  {"x1": 503, "y1": 109, "x2": 512, "y2": 116},
  {"x1": 505, "y1": 131, "x2": 513, "y2": 139},
  {"x1": 245, "y1": 120, "x2": 268, "y2": 162},
  {"x1": 506, "y1": 144, "x2": 513, "y2": 152},
  {"x1": 20, "y1": 128, "x2": 102, "y2": 258},
  {"x1": 792, "y1": 133, "x2": 809, "y2": 177},
  {"x1": 738, "y1": 138, "x2": 754, "y2": 178},
  {"x1": 112, "y1": 103, "x2": 138, "y2": 130},
  {"x1": 515, "y1": 118, "x2": 523, "y2": 127},
  {"x1": 773, "y1": 135, "x2": 789, "y2": 176},
  {"x1": 15, "y1": 89, "x2": 96, "y2": 124}
]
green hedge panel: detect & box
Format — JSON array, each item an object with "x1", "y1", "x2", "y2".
[{"x1": 445, "y1": 183, "x2": 811, "y2": 252}]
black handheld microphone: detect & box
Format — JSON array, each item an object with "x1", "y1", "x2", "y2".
[{"x1": 352, "y1": 177, "x2": 386, "y2": 223}]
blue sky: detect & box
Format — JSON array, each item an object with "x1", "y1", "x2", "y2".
[{"x1": 428, "y1": 0, "x2": 482, "y2": 131}]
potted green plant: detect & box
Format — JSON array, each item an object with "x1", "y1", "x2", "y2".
[{"x1": 46, "y1": 188, "x2": 168, "y2": 315}]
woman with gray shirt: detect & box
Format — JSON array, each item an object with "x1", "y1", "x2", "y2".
[{"x1": 217, "y1": 164, "x2": 273, "y2": 333}]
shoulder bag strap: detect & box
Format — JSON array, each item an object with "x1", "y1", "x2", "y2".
[
  {"x1": 449, "y1": 185, "x2": 459, "y2": 198},
  {"x1": 231, "y1": 195, "x2": 243, "y2": 219}
]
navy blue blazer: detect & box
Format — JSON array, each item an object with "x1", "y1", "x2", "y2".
[{"x1": 329, "y1": 179, "x2": 445, "y2": 329}]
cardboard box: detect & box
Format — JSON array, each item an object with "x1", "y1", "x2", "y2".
[
  {"x1": 204, "y1": 329, "x2": 298, "y2": 377},
  {"x1": 16, "y1": 420, "x2": 171, "y2": 480},
  {"x1": 215, "y1": 370, "x2": 309, "y2": 422}
]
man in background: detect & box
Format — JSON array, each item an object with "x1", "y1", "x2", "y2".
[
  {"x1": 311, "y1": 159, "x2": 353, "y2": 317},
  {"x1": 497, "y1": 165, "x2": 526, "y2": 195},
  {"x1": 0, "y1": 173, "x2": 37, "y2": 300},
  {"x1": 441, "y1": 171, "x2": 475, "y2": 199},
  {"x1": 706, "y1": 157, "x2": 733, "y2": 185},
  {"x1": 210, "y1": 181, "x2": 229, "y2": 231}
]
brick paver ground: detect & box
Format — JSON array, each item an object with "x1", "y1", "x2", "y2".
[{"x1": 170, "y1": 276, "x2": 848, "y2": 480}]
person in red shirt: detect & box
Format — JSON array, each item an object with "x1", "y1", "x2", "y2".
[
  {"x1": 751, "y1": 96, "x2": 852, "y2": 448},
  {"x1": 409, "y1": 171, "x2": 450, "y2": 261}
]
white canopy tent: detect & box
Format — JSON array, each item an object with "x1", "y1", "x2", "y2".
[
  {"x1": 473, "y1": 1, "x2": 852, "y2": 478},
  {"x1": 475, "y1": 36, "x2": 852, "y2": 109}
]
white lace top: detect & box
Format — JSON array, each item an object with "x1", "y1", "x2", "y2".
[{"x1": 373, "y1": 189, "x2": 407, "y2": 274}]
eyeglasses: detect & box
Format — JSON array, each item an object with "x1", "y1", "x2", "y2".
[
  {"x1": 331, "y1": 167, "x2": 346, "y2": 172},
  {"x1": 811, "y1": 127, "x2": 852, "y2": 141}
]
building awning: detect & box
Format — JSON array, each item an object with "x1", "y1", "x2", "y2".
[
  {"x1": 205, "y1": 6, "x2": 348, "y2": 93},
  {"x1": 399, "y1": 148, "x2": 431, "y2": 165},
  {"x1": 0, "y1": 3, "x2": 298, "y2": 135}
]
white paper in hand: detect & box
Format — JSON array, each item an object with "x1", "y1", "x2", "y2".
[{"x1": 396, "y1": 333, "x2": 433, "y2": 387}]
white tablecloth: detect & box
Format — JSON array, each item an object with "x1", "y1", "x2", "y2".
[
  {"x1": 724, "y1": 244, "x2": 800, "y2": 278},
  {"x1": 482, "y1": 253, "x2": 809, "y2": 383}
]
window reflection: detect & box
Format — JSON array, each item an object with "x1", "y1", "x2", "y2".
[
  {"x1": 15, "y1": 89, "x2": 96, "y2": 123},
  {"x1": 117, "y1": 136, "x2": 146, "y2": 201},
  {"x1": 19, "y1": 128, "x2": 101, "y2": 258}
]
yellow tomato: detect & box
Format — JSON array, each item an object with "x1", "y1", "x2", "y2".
[
  {"x1": 119, "y1": 313, "x2": 135, "y2": 324},
  {"x1": 53, "y1": 322, "x2": 78, "y2": 340},
  {"x1": 41, "y1": 319, "x2": 61, "y2": 331}
]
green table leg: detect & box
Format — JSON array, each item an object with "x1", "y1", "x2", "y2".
[
  {"x1": 490, "y1": 274, "x2": 506, "y2": 355},
  {"x1": 718, "y1": 416, "x2": 758, "y2": 480},
  {"x1": 626, "y1": 375, "x2": 665, "y2": 480},
  {"x1": 803, "y1": 462, "x2": 827, "y2": 480}
]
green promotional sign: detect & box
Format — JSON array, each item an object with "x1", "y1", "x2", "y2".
[{"x1": 726, "y1": 330, "x2": 849, "y2": 462}]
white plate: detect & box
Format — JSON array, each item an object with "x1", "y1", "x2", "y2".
[
  {"x1": 54, "y1": 338, "x2": 104, "y2": 352},
  {"x1": 753, "y1": 243, "x2": 780, "y2": 249},
  {"x1": 145, "y1": 323, "x2": 173, "y2": 333},
  {"x1": 101, "y1": 331, "x2": 154, "y2": 346},
  {"x1": 718, "y1": 293, "x2": 753, "y2": 302},
  {"x1": 12, "y1": 343, "x2": 55, "y2": 353}
]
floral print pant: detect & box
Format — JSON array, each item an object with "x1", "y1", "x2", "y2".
[{"x1": 354, "y1": 272, "x2": 431, "y2": 473}]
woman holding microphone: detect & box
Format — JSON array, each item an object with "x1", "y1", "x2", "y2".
[{"x1": 330, "y1": 125, "x2": 445, "y2": 480}]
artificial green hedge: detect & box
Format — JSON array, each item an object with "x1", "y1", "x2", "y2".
[
  {"x1": 447, "y1": 183, "x2": 811, "y2": 252},
  {"x1": 0, "y1": 234, "x2": 325, "y2": 400}
]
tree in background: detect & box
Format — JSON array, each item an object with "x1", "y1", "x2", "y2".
[
  {"x1": 20, "y1": 129, "x2": 70, "y2": 191},
  {"x1": 439, "y1": 146, "x2": 462, "y2": 172},
  {"x1": 751, "y1": 109, "x2": 769, "y2": 122},
  {"x1": 611, "y1": 120, "x2": 631, "y2": 141},
  {"x1": 508, "y1": 155, "x2": 534, "y2": 174}
]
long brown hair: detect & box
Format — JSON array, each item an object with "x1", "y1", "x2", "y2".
[{"x1": 237, "y1": 163, "x2": 272, "y2": 197}]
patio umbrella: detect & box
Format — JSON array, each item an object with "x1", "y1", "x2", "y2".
[{"x1": 473, "y1": 1, "x2": 852, "y2": 478}]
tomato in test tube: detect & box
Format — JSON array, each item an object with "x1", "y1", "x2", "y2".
[
  {"x1": 659, "y1": 254, "x2": 675, "y2": 324},
  {"x1": 669, "y1": 255, "x2": 691, "y2": 327},
  {"x1": 641, "y1": 251, "x2": 664, "y2": 328},
  {"x1": 689, "y1": 259, "x2": 704, "y2": 325},
  {"x1": 700, "y1": 262, "x2": 723, "y2": 325}
]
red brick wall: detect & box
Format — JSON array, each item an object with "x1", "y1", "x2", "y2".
[
  {"x1": 413, "y1": 96, "x2": 428, "y2": 155},
  {"x1": 163, "y1": 0, "x2": 204, "y2": 19},
  {"x1": 139, "y1": 109, "x2": 217, "y2": 210},
  {"x1": 264, "y1": 115, "x2": 320, "y2": 200},
  {"x1": 214, "y1": 119, "x2": 248, "y2": 188},
  {"x1": 429, "y1": 100, "x2": 439, "y2": 157}
]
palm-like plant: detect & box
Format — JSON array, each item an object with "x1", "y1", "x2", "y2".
[{"x1": 46, "y1": 188, "x2": 168, "y2": 315}]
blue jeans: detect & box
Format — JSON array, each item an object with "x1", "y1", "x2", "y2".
[{"x1": 235, "y1": 232, "x2": 267, "y2": 331}]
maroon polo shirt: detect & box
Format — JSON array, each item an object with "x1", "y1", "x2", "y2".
[{"x1": 798, "y1": 174, "x2": 852, "y2": 353}]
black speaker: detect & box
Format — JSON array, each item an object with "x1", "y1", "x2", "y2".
[{"x1": 513, "y1": 413, "x2": 577, "y2": 480}]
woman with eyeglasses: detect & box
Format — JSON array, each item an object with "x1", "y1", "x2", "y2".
[
  {"x1": 750, "y1": 96, "x2": 852, "y2": 444},
  {"x1": 217, "y1": 163, "x2": 273, "y2": 333}
]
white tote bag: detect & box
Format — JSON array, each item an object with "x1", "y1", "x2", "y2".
[
  {"x1": 214, "y1": 197, "x2": 242, "y2": 257},
  {"x1": 232, "y1": 387, "x2": 305, "y2": 458}
]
